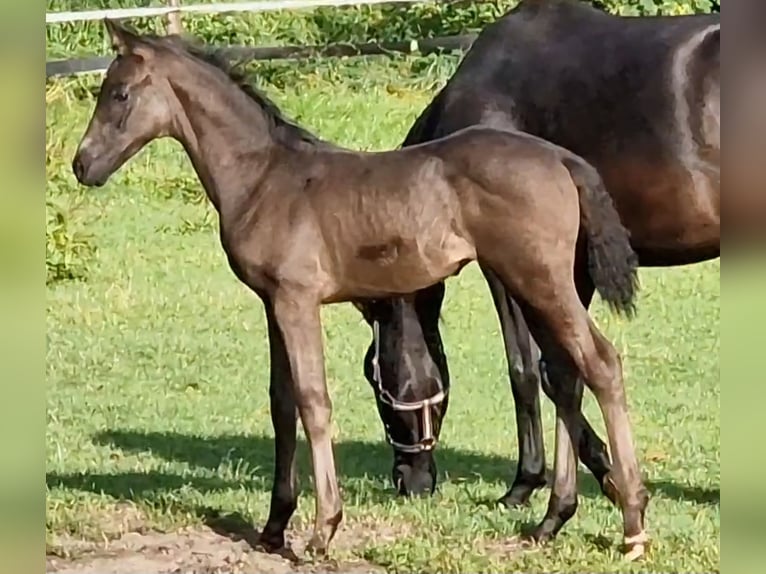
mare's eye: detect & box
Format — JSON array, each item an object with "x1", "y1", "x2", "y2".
[{"x1": 112, "y1": 90, "x2": 129, "y2": 102}]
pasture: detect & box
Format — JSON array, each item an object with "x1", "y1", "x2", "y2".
[{"x1": 46, "y1": 60, "x2": 720, "y2": 573}]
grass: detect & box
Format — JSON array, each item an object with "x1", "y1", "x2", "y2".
[{"x1": 45, "y1": 63, "x2": 719, "y2": 572}]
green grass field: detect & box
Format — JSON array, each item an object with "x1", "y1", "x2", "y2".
[{"x1": 46, "y1": 62, "x2": 720, "y2": 573}]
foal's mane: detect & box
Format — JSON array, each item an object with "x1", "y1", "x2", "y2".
[{"x1": 146, "y1": 33, "x2": 328, "y2": 149}]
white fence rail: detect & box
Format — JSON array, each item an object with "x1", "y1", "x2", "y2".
[
  {"x1": 45, "y1": 0, "x2": 475, "y2": 78},
  {"x1": 46, "y1": 0, "x2": 431, "y2": 24}
]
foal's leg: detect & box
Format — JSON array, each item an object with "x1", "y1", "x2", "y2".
[
  {"x1": 484, "y1": 264, "x2": 614, "y2": 507},
  {"x1": 539, "y1": 357, "x2": 614, "y2": 504},
  {"x1": 481, "y1": 266, "x2": 546, "y2": 507},
  {"x1": 271, "y1": 293, "x2": 342, "y2": 555},
  {"x1": 530, "y1": 297, "x2": 648, "y2": 558},
  {"x1": 537, "y1": 277, "x2": 614, "y2": 503},
  {"x1": 259, "y1": 304, "x2": 299, "y2": 551},
  {"x1": 581, "y1": 319, "x2": 649, "y2": 559},
  {"x1": 524, "y1": 328, "x2": 586, "y2": 541}
]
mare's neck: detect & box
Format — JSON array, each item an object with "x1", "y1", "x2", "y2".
[{"x1": 167, "y1": 62, "x2": 278, "y2": 213}]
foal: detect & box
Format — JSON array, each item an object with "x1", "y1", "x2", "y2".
[{"x1": 73, "y1": 20, "x2": 647, "y2": 559}]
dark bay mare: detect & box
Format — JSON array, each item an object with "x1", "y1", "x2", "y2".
[
  {"x1": 72, "y1": 19, "x2": 648, "y2": 559},
  {"x1": 365, "y1": 0, "x2": 723, "y2": 535}
]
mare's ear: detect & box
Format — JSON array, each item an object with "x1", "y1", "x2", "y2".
[{"x1": 104, "y1": 18, "x2": 153, "y2": 60}]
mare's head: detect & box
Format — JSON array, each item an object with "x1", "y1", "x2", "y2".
[{"x1": 358, "y1": 284, "x2": 451, "y2": 496}]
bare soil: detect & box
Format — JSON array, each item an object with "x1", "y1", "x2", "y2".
[{"x1": 46, "y1": 505, "x2": 394, "y2": 574}]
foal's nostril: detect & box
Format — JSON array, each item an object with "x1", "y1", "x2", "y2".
[{"x1": 72, "y1": 154, "x2": 85, "y2": 181}]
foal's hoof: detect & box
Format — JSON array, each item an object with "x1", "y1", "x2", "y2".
[
  {"x1": 622, "y1": 531, "x2": 649, "y2": 561},
  {"x1": 306, "y1": 535, "x2": 328, "y2": 558}
]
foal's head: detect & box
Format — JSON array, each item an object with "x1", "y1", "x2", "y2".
[
  {"x1": 72, "y1": 19, "x2": 183, "y2": 187},
  {"x1": 73, "y1": 19, "x2": 290, "y2": 189},
  {"x1": 358, "y1": 284, "x2": 450, "y2": 496}
]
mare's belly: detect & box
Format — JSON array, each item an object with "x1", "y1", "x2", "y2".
[{"x1": 600, "y1": 157, "x2": 720, "y2": 256}]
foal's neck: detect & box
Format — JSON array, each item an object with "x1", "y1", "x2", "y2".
[{"x1": 168, "y1": 62, "x2": 280, "y2": 213}]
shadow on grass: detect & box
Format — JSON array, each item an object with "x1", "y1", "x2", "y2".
[{"x1": 46, "y1": 429, "x2": 719, "y2": 510}]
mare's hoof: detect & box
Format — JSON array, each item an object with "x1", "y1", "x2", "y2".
[
  {"x1": 498, "y1": 475, "x2": 548, "y2": 508},
  {"x1": 257, "y1": 531, "x2": 285, "y2": 554},
  {"x1": 622, "y1": 531, "x2": 649, "y2": 561},
  {"x1": 497, "y1": 490, "x2": 533, "y2": 508},
  {"x1": 523, "y1": 523, "x2": 555, "y2": 546}
]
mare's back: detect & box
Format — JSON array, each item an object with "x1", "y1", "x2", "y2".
[{"x1": 449, "y1": 0, "x2": 719, "y2": 160}]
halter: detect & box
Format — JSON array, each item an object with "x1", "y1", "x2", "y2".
[{"x1": 371, "y1": 319, "x2": 448, "y2": 454}]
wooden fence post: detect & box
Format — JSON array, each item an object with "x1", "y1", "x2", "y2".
[{"x1": 167, "y1": 0, "x2": 183, "y2": 35}]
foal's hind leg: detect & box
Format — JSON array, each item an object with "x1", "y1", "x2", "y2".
[
  {"x1": 538, "y1": 272, "x2": 614, "y2": 503},
  {"x1": 539, "y1": 361, "x2": 616, "y2": 505},
  {"x1": 580, "y1": 320, "x2": 649, "y2": 559},
  {"x1": 481, "y1": 266, "x2": 546, "y2": 507},
  {"x1": 526, "y1": 296, "x2": 649, "y2": 558},
  {"x1": 485, "y1": 264, "x2": 614, "y2": 507},
  {"x1": 520, "y1": 323, "x2": 588, "y2": 541}
]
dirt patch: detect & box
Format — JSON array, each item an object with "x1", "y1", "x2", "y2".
[
  {"x1": 46, "y1": 528, "x2": 381, "y2": 574},
  {"x1": 46, "y1": 510, "x2": 401, "y2": 574}
]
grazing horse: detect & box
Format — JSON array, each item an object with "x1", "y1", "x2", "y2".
[
  {"x1": 366, "y1": 0, "x2": 722, "y2": 531},
  {"x1": 72, "y1": 20, "x2": 647, "y2": 558}
]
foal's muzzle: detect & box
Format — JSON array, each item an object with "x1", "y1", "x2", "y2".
[{"x1": 72, "y1": 149, "x2": 107, "y2": 187}]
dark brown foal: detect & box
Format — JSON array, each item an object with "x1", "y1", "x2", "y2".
[{"x1": 72, "y1": 20, "x2": 647, "y2": 559}]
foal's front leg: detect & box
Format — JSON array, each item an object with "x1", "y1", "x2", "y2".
[
  {"x1": 271, "y1": 293, "x2": 342, "y2": 555},
  {"x1": 259, "y1": 304, "x2": 299, "y2": 552}
]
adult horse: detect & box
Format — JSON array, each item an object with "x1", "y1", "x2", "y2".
[
  {"x1": 365, "y1": 0, "x2": 722, "y2": 532},
  {"x1": 72, "y1": 20, "x2": 647, "y2": 557}
]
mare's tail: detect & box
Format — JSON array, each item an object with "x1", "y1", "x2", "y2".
[{"x1": 561, "y1": 155, "x2": 640, "y2": 317}]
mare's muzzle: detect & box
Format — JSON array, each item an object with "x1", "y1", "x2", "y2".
[{"x1": 370, "y1": 320, "x2": 448, "y2": 454}]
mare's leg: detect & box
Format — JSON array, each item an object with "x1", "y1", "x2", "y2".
[
  {"x1": 271, "y1": 293, "x2": 342, "y2": 555},
  {"x1": 481, "y1": 266, "x2": 546, "y2": 507},
  {"x1": 259, "y1": 303, "x2": 300, "y2": 551}
]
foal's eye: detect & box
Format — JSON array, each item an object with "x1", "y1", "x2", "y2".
[{"x1": 112, "y1": 90, "x2": 129, "y2": 103}]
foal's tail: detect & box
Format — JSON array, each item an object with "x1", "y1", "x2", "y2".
[{"x1": 561, "y1": 155, "x2": 640, "y2": 317}]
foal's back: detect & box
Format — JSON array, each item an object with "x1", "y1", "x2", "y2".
[{"x1": 227, "y1": 126, "x2": 580, "y2": 302}]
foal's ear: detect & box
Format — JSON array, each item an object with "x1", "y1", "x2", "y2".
[{"x1": 104, "y1": 18, "x2": 153, "y2": 60}]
